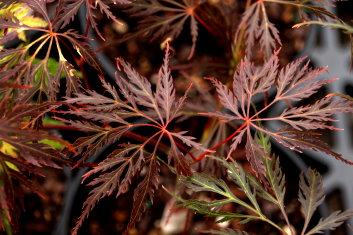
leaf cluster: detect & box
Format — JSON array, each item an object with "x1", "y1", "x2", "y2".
[
  {"x1": 0, "y1": 0, "x2": 104, "y2": 104},
  {"x1": 0, "y1": 102, "x2": 71, "y2": 230},
  {"x1": 205, "y1": 51, "x2": 353, "y2": 182},
  {"x1": 0, "y1": 0, "x2": 353, "y2": 234},
  {"x1": 179, "y1": 154, "x2": 353, "y2": 235},
  {"x1": 65, "y1": 45, "x2": 207, "y2": 234}
]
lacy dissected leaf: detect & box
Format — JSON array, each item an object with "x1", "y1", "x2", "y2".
[
  {"x1": 179, "y1": 158, "x2": 268, "y2": 226},
  {"x1": 0, "y1": 116, "x2": 70, "y2": 168},
  {"x1": 169, "y1": 140, "x2": 192, "y2": 176},
  {"x1": 127, "y1": 157, "x2": 160, "y2": 230},
  {"x1": 54, "y1": 0, "x2": 132, "y2": 39},
  {"x1": 181, "y1": 172, "x2": 231, "y2": 195},
  {"x1": 0, "y1": 2, "x2": 48, "y2": 42},
  {"x1": 0, "y1": 102, "x2": 70, "y2": 231},
  {"x1": 245, "y1": 132, "x2": 267, "y2": 182},
  {"x1": 20, "y1": 0, "x2": 51, "y2": 23},
  {"x1": 275, "y1": 59, "x2": 330, "y2": 101},
  {"x1": 178, "y1": 155, "x2": 352, "y2": 234},
  {"x1": 205, "y1": 77, "x2": 242, "y2": 118},
  {"x1": 72, "y1": 144, "x2": 146, "y2": 235},
  {"x1": 297, "y1": 168, "x2": 353, "y2": 234},
  {"x1": 180, "y1": 198, "x2": 234, "y2": 216},
  {"x1": 4, "y1": 101, "x2": 59, "y2": 124},
  {"x1": 206, "y1": 51, "x2": 353, "y2": 179},
  {"x1": 180, "y1": 197, "x2": 255, "y2": 222},
  {"x1": 261, "y1": 151, "x2": 292, "y2": 228},
  {"x1": 58, "y1": 30, "x2": 102, "y2": 72},
  {"x1": 115, "y1": 45, "x2": 207, "y2": 161},
  {"x1": 83, "y1": 145, "x2": 145, "y2": 195},
  {"x1": 170, "y1": 131, "x2": 208, "y2": 153},
  {"x1": 0, "y1": 7, "x2": 101, "y2": 102},
  {"x1": 124, "y1": 0, "x2": 204, "y2": 59},
  {"x1": 305, "y1": 209, "x2": 353, "y2": 235},
  {"x1": 236, "y1": 0, "x2": 341, "y2": 59},
  {"x1": 271, "y1": 127, "x2": 353, "y2": 165},
  {"x1": 59, "y1": 59, "x2": 82, "y2": 98},
  {"x1": 216, "y1": 157, "x2": 261, "y2": 212},
  {"x1": 233, "y1": 52, "x2": 279, "y2": 116},
  {"x1": 299, "y1": 168, "x2": 325, "y2": 234},
  {"x1": 68, "y1": 45, "x2": 206, "y2": 234},
  {"x1": 65, "y1": 120, "x2": 129, "y2": 165},
  {"x1": 278, "y1": 97, "x2": 350, "y2": 131},
  {"x1": 156, "y1": 47, "x2": 175, "y2": 123},
  {"x1": 0, "y1": 152, "x2": 43, "y2": 231},
  {"x1": 235, "y1": 1, "x2": 281, "y2": 58},
  {"x1": 265, "y1": 155, "x2": 285, "y2": 207}
]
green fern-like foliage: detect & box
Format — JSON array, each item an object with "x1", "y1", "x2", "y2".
[{"x1": 178, "y1": 134, "x2": 353, "y2": 234}]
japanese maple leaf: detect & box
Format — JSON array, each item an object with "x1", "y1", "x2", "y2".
[
  {"x1": 53, "y1": 0, "x2": 133, "y2": 40},
  {"x1": 124, "y1": 0, "x2": 205, "y2": 59},
  {"x1": 0, "y1": 102, "x2": 71, "y2": 230},
  {"x1": 236, "y1": 0, "x2": 339, "y2": 59},
  {"x1": 66, "y1": 44, "x2": 207, "y2": 234},
  {"x1": 202, "y1": 51, "x2": 353, "y2": 181},
  {"x1": 0, "y1": 0, "x2": 101, "y2": 102},
  {"x1": 235, "y1": 0, "x2": 281, "y2": 59}
]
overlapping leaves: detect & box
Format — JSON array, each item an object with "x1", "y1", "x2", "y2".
[
  {"x1": 124, "y1": 0, "x2": 204, "y2": 59},
  {"x1": 179, "y1": 156, "x2": 353, "y2": 235},
  {"x1": 53, "y1": 0, "x2": 133, "y2": 39},
  {"x1": 1, "y1": 1, "x2": 352, "y2": 234},
  {"x1": 0, "y1": 102, "x2": 71, "y2": 230},
  {"x1": 206, "y1": 51, "x2": 353, "y2": 180},
  {"x1": 66, "y1": 45, "x2": 207, "y2": 234},
  {"x1": 0, "y1": 2, "x2": 47, "y2": 43},
  {"x1": 0, "y1": 0, "x2": 101, "y2": 103}
]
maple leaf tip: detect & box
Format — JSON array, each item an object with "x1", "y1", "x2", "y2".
[
  {"x1": 115, "y1": 58, "x2": 124, "y2": 70},
  {"x1": 97, "y1": 32, "x2": 106, "y2": 42},
  {"x1": 81, "y1": 177, "x2": 86, "y2": 184},
  {"x1": 274, "y1": 48, "x2": 282, "y2": 54}
]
